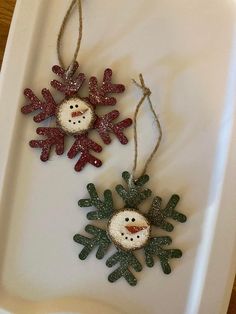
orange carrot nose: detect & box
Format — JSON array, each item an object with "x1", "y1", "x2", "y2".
[
  {"x1": 71, "y1": 108, "x2": 88, "y2": 118},
  {"x1": 125, "y1": 226, "x2": 147, "y2": 234},
  {"x1": 71, "y1": 110, "x2": 83, "y2": 118}
]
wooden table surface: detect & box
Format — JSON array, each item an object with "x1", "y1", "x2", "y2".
[{"x1": 0, "y1": 0, "x2": 235, "y2": 313}]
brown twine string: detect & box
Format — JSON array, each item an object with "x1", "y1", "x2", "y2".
[
  {"x1": 57, "y1": 2, "x2": 161, "y2": 176},
  {"x1": 132, "y1": 74, "x2": 162, "y2": 178},
  {"x1": 57, "y1": 0, "x2": 83, "y2": 71}
]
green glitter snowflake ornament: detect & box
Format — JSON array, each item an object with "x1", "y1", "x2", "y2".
[
  {"x1": 73, "y1": 171, "x2": 187, "y2": 286},
  {"x1": 73, "y1": 74, "x2": 188, "y2": 286}
]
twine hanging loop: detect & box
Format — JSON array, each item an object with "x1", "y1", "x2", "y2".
[
  {"x1": 131, "y1": 74, "x2": 162, "y2": 178},
  {"x1": 57, "y1": 0, "x2": 83, "y2": 71}
]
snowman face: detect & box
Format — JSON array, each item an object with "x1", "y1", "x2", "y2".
[
  {"x1": 56, "y1": 98, "x2": 95, "y2": 134},
  {"x1": 108, "y1": 209, "x2": 151, "y2": 251}
]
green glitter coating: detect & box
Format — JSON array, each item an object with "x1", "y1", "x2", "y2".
[
  {"x1": 106, "y1": 250, "x2": 142, "y2": 286},
  {"x1": 74, "y1": 170, "x2": 187, "y2": 286},
  {"x1": 144, "y1": 237, "x2": 182, "y2": 274},
  {"x1": 73, "y1": 225, "x2": 111, "y2": 260},
  {"x1": 116, "y1": 171, "x2": 152, "y2": 208},
  {"x1": 78, "y1": 183, "x2": 114, "y2": 220},
  {"x1": 147, "y1": 194, "x2": 187, "y2": 232}
]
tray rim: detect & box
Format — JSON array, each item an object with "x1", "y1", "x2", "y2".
[{"x1": 0, "y1": 1, "x2": 235, "y2": 313}]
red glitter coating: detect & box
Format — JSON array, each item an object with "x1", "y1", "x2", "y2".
[
  {"x1": 68, "y1": 133, "x2": 102, "y2": 172},
  {"x1": 86, "y1": 68, "x2": 125, "y2": 107},
  {"x1": 94, "y1": 110, "x2": 132, "y2": 145},
  {"x1": 21, "y1": 88, "x2": 57, "y2": 123},
  {"x1": 21, "y1": 62, "x2": 132, "y2": 172},
  {"x1": 51, "y1": 62, "x2": 85, "y2": 98},
  {"x1": 29, "y1": 127, "x2": 65, "y2": 161}
]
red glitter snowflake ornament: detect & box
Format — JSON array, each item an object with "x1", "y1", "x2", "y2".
[{"x1": 21, "y1": 62, "x2": 132, "y2": 172}]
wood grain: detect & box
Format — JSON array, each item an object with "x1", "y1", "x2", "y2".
[
  {"x1": 0, "y1": 0, "x2": 16, "y2": 66},
  {"x1": 228, "y1": 280, "x2": 236, "y2": 314},
  {"x1": 0, "y1": 0, "x2": 235, "y2": 313}
]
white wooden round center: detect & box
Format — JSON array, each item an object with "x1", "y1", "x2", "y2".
[
  {"x1": 56, "y1": 98, "x2": 95, "y2": 134},
  {"x1": 108, "y1": 209, "x2": 150, "y2": 251}
]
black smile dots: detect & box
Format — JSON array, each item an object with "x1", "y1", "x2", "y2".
[
  {"x1": 120, "y1": 232, "x2": 142, "y2": 240},
  {"x1": 68, "y1": 119, "x2": 82, "y2": 123}
]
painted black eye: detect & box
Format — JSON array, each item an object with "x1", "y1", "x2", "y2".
[
  {"x1": 78, "y1": 120, "x2": 81, "y2": 123},
  {"x1": 137, "y1": 235, "x2": 140, "y2": 238},
  {"x1": 70, "y1": 105, "x2": 73, "y2": 109},
  {"x1": 130, "y1": 238, "x2": 133, "y2": 241},
  {"x1": 121, "y1": 233, "x2": 124, "y2": 236},
  {"x1": 73, "y1": 122, "x2": 76, "y2": 124},
  {"x1": 125, "y1": 218, "x2": 129, "y2": 222},
  {"x1": 75, "y1": 105, "x2": 78, "y2": 108},
  {"x1": 68, "y1": 120, "x2": 71, "y2": 122},
  {"x1": 125, "y1": 237, "x2": 128, "y2": 239},
  {"x1": 83, "y1": 116, "x2": 85, "y2": 119},
  {"x1": 132, "y1": 218, "x2": 135, "y2": 222}
]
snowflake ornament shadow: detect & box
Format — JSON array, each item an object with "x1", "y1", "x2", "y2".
[
  {"x1": 73, "y1": 171, "x2": 187, "y2": 286},
  {"x1": 21, "y1": 62, "x2": 132, "y2": 172}
]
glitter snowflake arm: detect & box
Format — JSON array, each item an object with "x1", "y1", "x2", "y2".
[
  {"x1": 106, "y1": 250, "x2": 142, "y2": 286},
  {"x1": 78, "y1": 183, "x2": 114, "y2": 220},
  {"x1": 21, "y1": 88, "x2": 57, "y2": 123},
  {"x1": 86, "y1": 68, "x2": 125, "y2": 107},
  {"x1": 74, "y1": 225, "x2": 111, "y2": 260},
  {"x1": 147, "y1": 195, "x2": 187, "y2": 232},
  {"x1": 93, "y1": 110, "x2": 132, "y2": 145},
  {"x1": 51, "y1": 61, "x2": 85, "y2": 97},
  {"x1": 29, "y1": 127, "x2": 65, "y2": 161},
  {"x1": 116, "y1": 171, "x2": 152, "y2": 208},
  {"x1": 144, "y1": 237, "x2": 182, "y2": 274},
  {"x1": 67, "y1": 134, "x2": 102, "y2": 172}
]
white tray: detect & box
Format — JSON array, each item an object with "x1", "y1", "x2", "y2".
[{"x1": 0, "y1": 1, "x2": 236, "y2": 313}]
